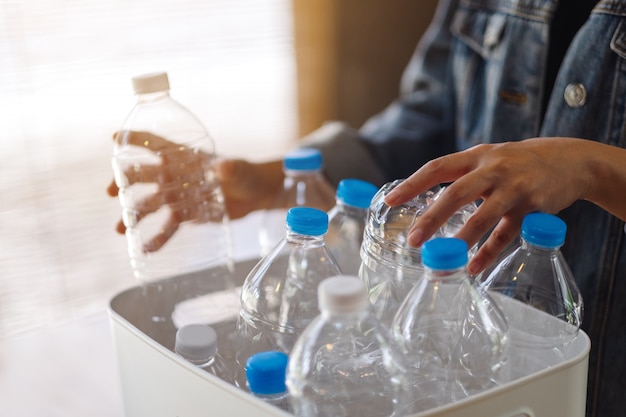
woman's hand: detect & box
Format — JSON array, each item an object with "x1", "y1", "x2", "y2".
[
  {"x1": 107, "y1": 130, "x2": 284, "y2": 251},
  {"x1": 384, "y1": 137, "x2": 603, "y2": 274}
]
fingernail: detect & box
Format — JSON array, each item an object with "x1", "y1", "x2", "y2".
[
  {"x1": 384, "y1": 191, "x2": 398, "y2": 205},
  {"x1": 469, "y1": 259, "x2": 483, "y2": 275},
  {"x1": 408, "y1": 229, "x2": 424, "y2": 247}
]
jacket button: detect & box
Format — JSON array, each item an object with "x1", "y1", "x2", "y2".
[{"x1": 564, "y1": 83, "x2": 587, "y2": 108}]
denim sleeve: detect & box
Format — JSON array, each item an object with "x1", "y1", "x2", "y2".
[
  {"x1": 303, "y1": 0, "x2": 457, "y2": 186},
  {"x1": 303, "y1": 0, "x2": 458, "y2": 186},
  {"x1": 359, "y1": 0, "x2": 459, "y2": 181}
]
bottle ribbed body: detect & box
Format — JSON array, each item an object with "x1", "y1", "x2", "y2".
[
  {"x1": 359, "y1": 180, "x2": 477, "y2": 326},
  {"x1": 112, "y1": 73, "x2": 234, "y2": 328},
  {"x1": 478, "y1": 213, "x2": 583, "y2": 380},
  {"x1": 287, "y1": 276, "x2": 410, "y2": 417},
  {"x1": 392, "y1": 238, "x2": 508, "y2": 414},
  {"x1": 236, "y1": 208, "x2": 341, "y2": 388},
  {"x1": 112, "y1": 75, "x2": 233, "y2": 285}
]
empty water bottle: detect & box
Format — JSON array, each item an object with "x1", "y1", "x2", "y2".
[
  {"x1": 236, "y1": 207, "x2": 341, "y2": 386},
  {"x1": 246, "y1": 351, "x2": 292, "y2": 413},
  {"x1": 258, "y1": 148, "x2": 336, "y2": 255},
  {"x1": 111, "y1": 72, "x2": 234, "y2": 328},
  {"x1": 360, "y1": 180, "x2": 477, "y2": 326},
  {"x1": 326, "y1": 178, "x2": 379, "y2": 275},
  {"x1": 174, "y1": 324, "x2": 235, "y2": 385},
  {"x1": 477, "y1": 212, "x2": 583, "y2": 380},
  {"x1": 392, "y1": 238, "x2": 508, "y2": 413},
  {"x1": 287, "y1": 275, "x2": 410, "y2": 417}
]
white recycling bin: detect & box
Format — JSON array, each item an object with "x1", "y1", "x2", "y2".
[{"x1": 108, "y1": 258, "x2": 590, "y2": 417}]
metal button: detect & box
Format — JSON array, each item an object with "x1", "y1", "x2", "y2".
[{"x1": 564, "y1": 83, "x2": 587, "y2": 108}]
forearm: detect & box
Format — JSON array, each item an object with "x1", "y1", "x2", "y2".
[{"x1": 581, "y1": 139, "x2": 626, "y2": 222}]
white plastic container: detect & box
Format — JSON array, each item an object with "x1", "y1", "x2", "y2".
[{"x1": 108, "y1": 258, "x2": 590, "y2": 417}]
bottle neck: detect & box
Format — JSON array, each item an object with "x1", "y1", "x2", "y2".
[
  {"x1": 521, "y1": 238, "x2": 561, "y2": 255},
  {"x1": 136, "y1": 90, "x2": 170, "y2": 104},
  {"x1": 185, "y1": 353, "x2": 216, "y2": 368},
  {"x1": 285, "y1": 230, "x2": 326, "y2": 247},
  {"x1": 425, "y1": 265, "x2": 468, "y2": 282},
  {"x1": 334, "y1": 200, "x2": 369, "y2": 217},
  {"x1": 283, "y1": 168, "x2": 323, "y2": 180},
  {"x1": 321, "y1": 308, "x2": 369, "y2": 321}
]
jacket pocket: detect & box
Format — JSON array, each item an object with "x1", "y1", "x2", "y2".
[
  {"x1": 610, "y1": 19, "x2": 626, "y2": 61},
  {"x1": 450, "y1": 7, "x2": 506, "y2": 59}
]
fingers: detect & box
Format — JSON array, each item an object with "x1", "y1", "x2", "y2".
[
  {"x1": 467, "y1": 215, "x2": 523, "y2": 275},
  {"x1": 134, "y1": 193, "x2": 164, "y2": 225},
  {"x1": 120, "y1": 164, "x2": 163, "y2": 187},
  {"x1": 143, "y1": 214, "x2": 180, "y2": 253},
  {"x1": 115, "y1": 219, "x2": 126, "y2": 234},
  {"x1": 107, "y1": 179, "x2": 119, "y2": 197},
  {"x1": 384, "y1": 150, "x2": 478, "y2": 207},
  {"x1": 406, "y1": 171, "x2": 492, "y2": 247}
]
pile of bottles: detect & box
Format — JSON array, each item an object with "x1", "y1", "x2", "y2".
[
  {"x1": 113, "y1": 73, "x2": 584, "y2": 417},
  {"x1": 201, "y1": 183, "x2": 583, "y2": 416},
  {"x1": 183, "y1": 173, "x2": 582, "y2": 416}
]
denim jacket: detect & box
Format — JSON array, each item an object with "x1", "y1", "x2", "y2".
[{"x1": 304, "y1": 0, "x2": 626, "y2": 415}]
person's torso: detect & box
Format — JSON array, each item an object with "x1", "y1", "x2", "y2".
[
  {"x1": 450, "y1": 0, "x2": 626, "y2": 149},
  {"x1": 448, "y1": 3, "x2": 626, "y2": 416}
]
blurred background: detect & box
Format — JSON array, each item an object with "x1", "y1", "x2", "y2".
[{"x1": 0, "y1": 0, "x2": 435, "y2": 414}]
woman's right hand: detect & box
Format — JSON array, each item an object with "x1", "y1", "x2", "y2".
[{"x1": 107, "y1": 129, "x2": 285, "y2": 251}]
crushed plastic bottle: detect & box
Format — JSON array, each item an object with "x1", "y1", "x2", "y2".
[{"x1": 360, "y1": 180, "x2": 477, "y2": 325}]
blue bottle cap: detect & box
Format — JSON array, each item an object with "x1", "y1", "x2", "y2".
[
  {"x1": 286, "y1": 207, "x2": 328, "y2": 236},
  {"x1": 336, "y1": 179, "x2": 379, "y2": 209},
  {"x1": 283, "y1": 148, "x2": 323, "y2": 170},
  {"x1": 421, "y1": 237, "x2": 468, "y2": 270},
  {"x1": 246, "y1": 351, "x2": 288, "y2": 395},
  {"x1": 521, "y1": 212, "x2": 566, "y2": 248}
]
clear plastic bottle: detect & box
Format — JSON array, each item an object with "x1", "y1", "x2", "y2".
[
  {"x1": 392, "y1": 237, "x2": 508, "y2": 413},
  {"x1": 326, "y1": 178, "x2": 379, "y2": 275},
  {"x1": 236, "y1": 207, "x2": 341, "y2": 387},
  {"x1": 246, "y1": 351, "x2": 292, "y2": 413},
  {"x1": 111, "y1": 72, "x2": 234, "y2": 326},
  {"x1": 174, "y1": 324, "x2": 235, "y2": 385},
  {"x1": 258, "y1": 148, "x2": 336, "y2": 255},
  {"x1": 360, "y1": 180, "x2": 477, "y2": 326},
  {"x1": 287, "y1": 275, "x2": 410, "y2": 417},
  {"x1": 477, "y1": 212, "x2": 583, "y2": 380}
]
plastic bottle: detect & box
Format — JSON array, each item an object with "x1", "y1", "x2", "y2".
[
  {"x1": 325, "y1": 178, "x2": 379, "y2": 275},
  {"x1": 392, "y1": 237, "x2": 508, "y2": 413},
  {"x1": 111, "y1": 72, "x2": 234, "y2": 327},
  {"x1": 174, "y1": 324, "x2": 235, "y2": 385},
  {"x1": 258, "y1": 148, "x2": 336, "y2": 255},
  {"x1": 287, "y1": 275, "x2": 410, "y2": 417},
  {"x1": 236, "y1": 207, "x2": 341, "y2": 387},
  {"x1": 477, "y1": 212, "x2": 583, "y2": 380},
  {"x1": 360, "y1": 180, "x2": 477, "y2": 326},
  {"x1": 246, "y1": 351, "x2": 292, "y2": 413}
]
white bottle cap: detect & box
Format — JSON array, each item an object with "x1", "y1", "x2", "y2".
[
  {"x1": 131, "y1": 72, "x2": 170, "y2": 94},
  {"x1": 174, "y1": 324, "x2": 217, "y2": 362},
  {"x1": 318, "y1": 275, "x2": 368, "y2": 314}
]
